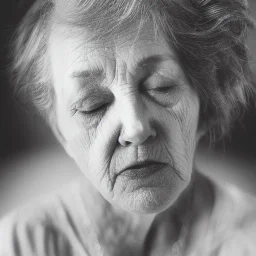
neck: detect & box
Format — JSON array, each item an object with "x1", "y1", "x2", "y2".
[
  {"x1": 80, "y1": 171, "x2": 215, "y2": 255},
  {"x1": 143, "y1": 171, "x2": 215, "y2": 255}
]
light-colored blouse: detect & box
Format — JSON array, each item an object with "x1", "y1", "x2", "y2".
[{"x1": 0, "y1": 172, "x2": 256, "y2": 256}]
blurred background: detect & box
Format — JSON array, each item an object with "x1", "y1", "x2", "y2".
[{"x1": 0, "y1": 0, "x2": 256, "y2": 218}]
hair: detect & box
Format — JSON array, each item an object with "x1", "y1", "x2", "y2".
[{"x1": 10, "y1": 0, "x2": 255, "y2": 140}]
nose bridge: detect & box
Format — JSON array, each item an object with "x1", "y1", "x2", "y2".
[
  {"x1": 116, "y1": 59, "x2": 144, "y2": 120},
  {"x1": 122, "y1": 97, "x2": 146, "y2": 132},
  {"x1": 113, "y1": 59, "x2": 156, "y2": 146}
]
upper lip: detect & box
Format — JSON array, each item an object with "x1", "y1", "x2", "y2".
[{"x1": 119, "y1": 160, "x2": 166, "y2": 174}]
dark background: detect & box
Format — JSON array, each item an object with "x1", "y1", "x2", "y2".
[
  {"x1": 0, "y1": 0, "x2": 56, "y2": 162},
  {"x1": 0, "y1": 1, "x2": 255, "y2": 216}
]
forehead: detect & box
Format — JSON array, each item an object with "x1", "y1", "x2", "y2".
[{"x1": 48, "y1": 22, "x2": 176, "y2": 76}]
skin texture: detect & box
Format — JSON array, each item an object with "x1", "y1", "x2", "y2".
[{"x1": 48, "y1": 22, "x2": 201, "y2": 215}]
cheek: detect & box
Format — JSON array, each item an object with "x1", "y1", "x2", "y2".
[
  {"x1": 175, "y1": 97, "x2": 199, "y2": 152},
  {"x1": 173, "y1": 89, "x2": 200, "y2": 138},
  {"x1": 59, "y1": 115, "x2": 95, "y2": 156},
  {"x1": 59, "y1": 110, "x2": 120, "y2": 185},
  {"x1": 157, "y1": 95, "x2": 199, "y2": 174}
]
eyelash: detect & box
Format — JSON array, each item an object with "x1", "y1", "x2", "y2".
[
  {"x1": 148, "y1": 85, "x2": 175, "y2": 93},
  {"x1": 141, "y1": 78, "x2": 178, "y2": 94},
  {"x1": 79, "y1": 103, "x2": 109, "y2": 115}
]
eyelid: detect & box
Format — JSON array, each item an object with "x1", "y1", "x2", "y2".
[
  {"x1": 80, "y1": 102, "x2": 109, "y2": 115},
  {"x1": 142, "y1": 73, "x2": 179, "y2": 90},
  {"x1": 148, "y1": 85, "x2": 176, "y2": 92},
  {"x1": 71, "y1": 89, "x2": 114, "y2": 115},
  {"x1": 78, "y1": 99, "x2": 106, "y2": 111}
]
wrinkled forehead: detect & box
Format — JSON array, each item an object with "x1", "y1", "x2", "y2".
[{"x1": 48, "y1": 20, "x2": 175, "y2": 74}]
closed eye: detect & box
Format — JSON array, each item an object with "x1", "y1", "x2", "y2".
[
  {"x1": 77, "y1": 102, "x2": 109, "y2": 115},
  {"x1": 148, "y1": 86, "x2": 175, "y2": 93},
  {"x1": 71, "y1": 88, "x2": 114, "y2": 116},
  {"x1": 142, "y1": 76, "x2": 183, "y2": 108}
]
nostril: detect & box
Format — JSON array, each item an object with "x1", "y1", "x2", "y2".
[
  {"x1": 124, "y1": 141, "x2": 131, "y2": 146},
  {"x1": 150, "y1": 129, "x2": 157, "y2": 139},
  {"x1": 148, "y1": 134, "x2": 155, "y2": 140},
  {"x1": 118, "y1": 122, "x2": 157, "y2": 146},
  {"x1": 118, "y1": 136, "x2": 132, "y2": 147}
]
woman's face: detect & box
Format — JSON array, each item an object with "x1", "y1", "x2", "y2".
[{"x1": 49, "y1": 23, "x2": 201, "y2": 214}]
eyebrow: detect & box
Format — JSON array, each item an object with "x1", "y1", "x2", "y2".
[
  {"x1": 71, "y1": 68, "x2": 104, "y2": 80},
  {"x1": 136, "y1": 54, "x2": 177, "y2": 70}
]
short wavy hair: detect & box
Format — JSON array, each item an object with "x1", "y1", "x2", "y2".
[{"x1": 11, "y1": 0, "x2": 255, "y2": 140}]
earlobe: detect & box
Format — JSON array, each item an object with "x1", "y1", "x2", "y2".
[
  {"x1": 196, "y1": 128, "x2": 206, "y2": 144},
  {"x1": 196, "y1": 120, "x2": 207, "y2": 144}
]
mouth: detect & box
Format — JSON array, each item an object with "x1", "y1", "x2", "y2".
[{"x1": 118, "y1": 161, "x2": 167, "y2": 179}]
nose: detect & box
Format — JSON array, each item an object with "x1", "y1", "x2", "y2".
[{"x1": 118, "y1": 100, "x2": 157, "y2": 146}]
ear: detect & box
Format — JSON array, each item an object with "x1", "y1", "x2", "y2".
[
  {"x1": 196, "y1": 127, "x2": 206, "y2": 144},
  {"x1": 196, "y1": 117, "x2": 207, "y2": 145}
]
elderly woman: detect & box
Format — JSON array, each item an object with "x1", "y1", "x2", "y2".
[{"x1": 0, "y1": 0, "x2": 256, "y2": 255}]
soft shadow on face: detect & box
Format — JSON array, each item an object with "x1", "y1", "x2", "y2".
[{"x1": 48, "y1": 21, "x2": 201, "y2": 214}]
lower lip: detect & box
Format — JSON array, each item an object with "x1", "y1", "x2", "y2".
[{"x1": 118, "y1": 163, "x2": 166, "y2": 179}]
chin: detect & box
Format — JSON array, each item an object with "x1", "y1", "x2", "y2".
[
  {"x1": 99, "y1": 165, "x2": 190, "y2": 214},
  {"x1": 114, "y1": 185, "x2": 184, "y2": 214}
]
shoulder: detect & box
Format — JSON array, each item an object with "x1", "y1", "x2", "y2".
[
  {"x1": 0, "y1": 179, "x2": 103, "y2": 256},
  {"x1": 213, "y1": 179, "x2": 256, "y2": 226},
  {"x1": 0, "y1": 196, "x2": 70, "y2": 256},
  {"x1": 206, "y1": 179, "x2": 256, "y2": 255}
]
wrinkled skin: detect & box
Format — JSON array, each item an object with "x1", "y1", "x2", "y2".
[{"x1": 48, "y1": 22, "x2": 201, "y2": 214}]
